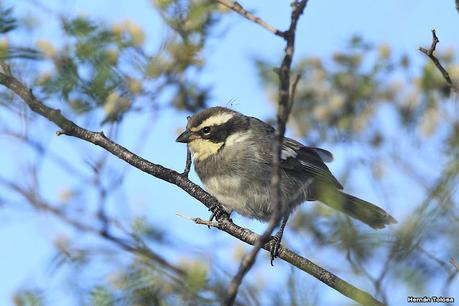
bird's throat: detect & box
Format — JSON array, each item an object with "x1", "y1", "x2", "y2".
[{"x1": 188, "y1": 139, "x2": 223, "y2": 161}]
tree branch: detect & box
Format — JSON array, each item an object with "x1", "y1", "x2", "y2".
[
  {"x1": 215, "y1": 0, "x2": 285, "y2": 38},
  {"x1": 224, "y1": 1, "x2": 308, "y2": 305},
  {"x1": 0, "y1": 69, "x2": 383, "y2": 306},
  {"x1": 419, "y1": 29, "x2": 457, "y2": 93}
]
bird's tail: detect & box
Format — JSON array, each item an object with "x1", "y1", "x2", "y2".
[{"x1": 317, "y1": 190, "x2": 397, "y2": 229}]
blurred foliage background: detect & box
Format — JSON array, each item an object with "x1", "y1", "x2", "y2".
[{"x1": 0, "y1": 1, "x2": 458, "y2": 305}]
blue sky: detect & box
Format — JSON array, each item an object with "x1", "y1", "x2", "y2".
[{"x1": 0, "y1": 0, "x2": 458, "y2": 305}]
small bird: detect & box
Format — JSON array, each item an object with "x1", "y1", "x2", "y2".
[{"x1": 176, "y1": 107, "x2": 396, "y2": 260}]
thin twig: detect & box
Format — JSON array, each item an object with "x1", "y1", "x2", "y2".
[
  {"x1": 215, "y1": 0, "x2": 285, "y2": 38},
  {"x1": 450, "y1": 257, "x2": 459, "y2": 272},
  {"x1": 176, "y1": 212, "x2": 218, "y2": 227},
  {"x1": 419, "y1": 29, "x2": 456, "y2": 93},
  {"x1": 416, "y1": 246, "x2": 454, "y2": 273},
  {"x1": 224, "y1": 2, "x2": 308, "y2": 305},
  {"x1": 182, "y1": 147, "x2": 192, "y2": 177},
  {"x1": 0, "y1": 66, "x2": 384, "y2": 306}
]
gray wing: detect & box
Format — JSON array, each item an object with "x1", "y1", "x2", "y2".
[
  {"x1": 281, "y1": 138, "x2": 343, "y2": 189},
  {"x1": 248, "y1": 117, "x2": 342, "y2": 189}
]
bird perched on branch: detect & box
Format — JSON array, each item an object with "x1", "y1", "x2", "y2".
[{"x1": 176, "y1": 107, "x2": 396, "y2": 261}]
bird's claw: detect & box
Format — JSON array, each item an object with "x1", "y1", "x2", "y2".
[
  {"x1": 208, "y1": 203, "x2": 231, "y2": 228},
  {"x1": 269, "y1": 233, "x2": 282, "y2": 266}
]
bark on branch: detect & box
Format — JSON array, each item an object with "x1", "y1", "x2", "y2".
[{"x1": 0, "y1": 70, "x2": 384, "y2": 306}]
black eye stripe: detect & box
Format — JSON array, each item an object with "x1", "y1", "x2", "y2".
[{"x1": 196, "y1": 116, "x2": 249, "y2": 142}]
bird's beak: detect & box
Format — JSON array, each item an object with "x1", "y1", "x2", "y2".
[{"x1": 176, "y1": 130, "x2": 198, "y2": 143}]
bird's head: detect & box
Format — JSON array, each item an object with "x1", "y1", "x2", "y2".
[{"x1": 176, "y1": 107, "x2": 250, "y2": 161}]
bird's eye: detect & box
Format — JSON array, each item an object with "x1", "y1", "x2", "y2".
[{"x1": 202, "y1": 126, "x2": 211, "y2": 135}]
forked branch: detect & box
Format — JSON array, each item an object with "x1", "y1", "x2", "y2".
[{"x1": 419, "y1": 29, "x2": 457, "y2": 93}]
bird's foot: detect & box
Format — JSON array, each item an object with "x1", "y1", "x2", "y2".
[
  {"x1": 269, "y1": 232, "x2": 283, "y2": 266},
  {"x1": 208, "y1": 203, "x2": 232, "y2": 228}
]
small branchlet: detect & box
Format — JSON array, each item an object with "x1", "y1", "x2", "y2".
[{"x1": 419, "y1": 29, "x2": 457, "y2": 93}]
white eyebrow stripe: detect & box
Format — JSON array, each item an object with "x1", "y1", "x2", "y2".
[{"x1": 191, "y1": 112, "x2": 234, "y2": 131}]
